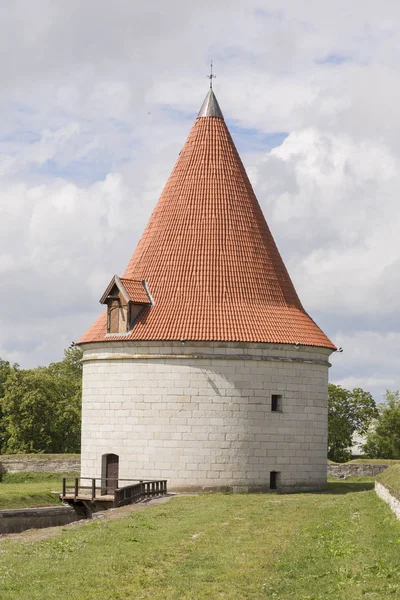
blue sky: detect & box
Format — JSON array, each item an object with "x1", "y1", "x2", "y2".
[{"x1": 0, "y1": 0, "x2": 400, "y2": 402}]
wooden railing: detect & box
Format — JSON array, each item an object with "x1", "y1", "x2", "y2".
[
  {"x1": 114, "y1": 480, "x2": 168, "y2": 508},
  {"x1": 61, "y1": 477, "x2": 167, "y2": 506}
]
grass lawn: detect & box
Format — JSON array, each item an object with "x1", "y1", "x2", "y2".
[
  {"x1": 328, "y1": 459, "x2": 400, "y2": 464},
  {"x1": 0, "y1": 473, "x2": 76, "y2": 510},
  {"x1": 0, "y1": 477, "x2": 399, "y2": 599},
  {"x1": 347, "y1": 459, "x2": 400, "y2": 464}
]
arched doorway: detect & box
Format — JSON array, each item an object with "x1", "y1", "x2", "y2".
[{"x1": 102, "y1": 454, "x2": 119, "y2": 494}]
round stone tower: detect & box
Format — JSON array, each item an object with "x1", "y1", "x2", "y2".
[{"x1": 78, "y1": 88, "x2": 335, "y2": 492}]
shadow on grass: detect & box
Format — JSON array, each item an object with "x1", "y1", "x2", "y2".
[{"x1": 325, "y1": 480, "x2": 375, "y2": 495}]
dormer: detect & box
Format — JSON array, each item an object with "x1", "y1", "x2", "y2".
[{"x1": 100, "y1": 275, "x2": 152, "y2": 335}]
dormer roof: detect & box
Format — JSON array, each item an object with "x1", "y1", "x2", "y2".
[
  {"x1": 100, "y1": 276, "x2": 151, "y2": 306},
  {"x1": 79, "y1": 88, "x2": 335, "y2": 350}
]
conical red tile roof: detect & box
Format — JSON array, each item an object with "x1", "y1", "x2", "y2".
[{"x1": 79, "y1": 90, "x2": 334, "y2": 349}]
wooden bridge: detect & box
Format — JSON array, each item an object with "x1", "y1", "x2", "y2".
[{"x1": 60, "y1": 477, "x2": 168, "y2": 515}]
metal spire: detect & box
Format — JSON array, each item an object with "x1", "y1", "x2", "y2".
[
  {"x1": 198, "y1": 61, "x2": 224, "y2": 119},
  {"x1": 207, "y1": 60, "x2": 216, "y2": 89}
]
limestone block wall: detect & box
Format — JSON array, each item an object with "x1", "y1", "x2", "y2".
[{"x1": 80, "y1": 341, "x2": 332, "y2": 492}]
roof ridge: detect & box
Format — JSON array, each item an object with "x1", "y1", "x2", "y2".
[{"x1": 120, "y1": 277, "x2": 145, "y2": 283}]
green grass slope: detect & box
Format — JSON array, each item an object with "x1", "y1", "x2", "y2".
[
  {"x1": 0, "y1": 478, "x2": 399, "y2": 599},
  {"x1": 329, "y1": 459, "x2": 400, "y2": 464},
  {"x1": 377, "y1": 464, "x2": 400, "y2": 501},
  {"x1": 0, "y1": 472, "x2": 78, "y2": 509},
  {"x1": 347, "y1": 458, "x2": 400, "y2": 464},
  {"x1": 0, "y1": 454, "x2": 80, "y2": 460}
]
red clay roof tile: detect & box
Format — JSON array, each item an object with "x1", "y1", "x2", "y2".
[
  {"x1": 119, "y1": 278, "x2": 151, "y2": 304},
  {"x1": 78, "y1": 91, "x2": 335, "y2": 349}
]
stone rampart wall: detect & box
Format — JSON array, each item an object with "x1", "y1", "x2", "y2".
[
  {"x1": 0, "y1": 456, "x2": 390, "y2": 480},
  {"x1": 375, "y1": 482, "x2": 400, "y2": 519},
  {"x1": 0, "y1": 506, "x2": 80, "y2": 535},
  {"x1": 0, "y1": 456, "x2": 80, "y2": 474},
  {"x1": 328, "y1": 463, "x2": 388, "y2": 478}
]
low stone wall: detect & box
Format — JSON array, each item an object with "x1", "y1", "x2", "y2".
[
  {"x1": 0, "y1": 455, "x2": 80, "y2": 474},
  {"x1": 328, "y1": 463, "x2": 389, "y2": 479},
  {"x1": 375, "y1": 482, "x2": 400, "y2": 519},
  {"x1": 0, "y1": 506, "x2": 81, "y2": 535},
  {"x1": 0, "y1": 457, "x2": 389, "y2": 479}
]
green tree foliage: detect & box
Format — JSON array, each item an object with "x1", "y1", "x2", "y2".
[
  {"x1": 0, "y1": 347, "x2": 82, "y2": 454},
  {"x1": 363, "y1": 390, "x2": 400, "y2": 459},
  {"x1": 328, "y1": 383, "x2": 378, "y2": 462},
  {"x1": 0, "y1": 359, "x2": 12, "y2": 451},
  {"x1": 0, "y1": 359, "x2": 12, "y2": 397}
]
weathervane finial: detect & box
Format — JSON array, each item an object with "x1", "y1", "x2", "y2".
[{"x1": 207, "y1": 60, "x2": 216, "y2": 89}]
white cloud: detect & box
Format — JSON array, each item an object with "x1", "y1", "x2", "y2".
[
  {"x1": 329, "y1": 331, "x2": 400, "y2": 401},
  {"x1": 0, "y1": 174, "x2": 144, "y2": 324},
  {"x1": 252, "y1": 128, "x2": 400, "y2": 319},
  {"x1": 335, "y1": 377, "x2": 397, "y2": 394}
]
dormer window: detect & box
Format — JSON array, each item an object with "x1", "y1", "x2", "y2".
[{"x1": 100, "y1": 275, "x2": 152, "y2": 335}]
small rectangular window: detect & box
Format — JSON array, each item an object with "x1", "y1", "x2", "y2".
[
  {"x1": 271, "y1": 394, "x2": 281, "y2": 412},
  {"x1": 270, "y1": 471, "x2": 279, "y2": 490}
]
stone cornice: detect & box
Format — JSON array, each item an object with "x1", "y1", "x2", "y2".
[{"x1": 81, "y1": 351, "x2": 331, "y2": 367}]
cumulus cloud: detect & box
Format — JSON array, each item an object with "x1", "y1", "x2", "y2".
[
  {"x1": 329, "y1": 331, "x2": 400, "y2": 399},
  {"x1": 253, "y1": 128, "x2": 400, "y2": 317},
  {"x1": 0, "y1": 0, "x2": 399, "y2": 401},
  {"x1": 0, "y1": 173, "x2": 150, "y2": 364}
]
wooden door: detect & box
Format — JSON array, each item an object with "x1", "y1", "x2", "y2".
[
  {"x1": 106, "y1": 454, "x2": 119, "y2": 494},
  {"x1": 109, "y1": 300, "x2": 119, "y2": 333}
]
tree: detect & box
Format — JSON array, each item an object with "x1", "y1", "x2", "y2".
[
  {"x1": 328, "y1": 384, "x2": 378, "y2": 462},
  {"x1": 363, "y1": 390, "x2": 400, "y2": 459},
  {"x1": 0, "y1": 359, "x2": 12, "y2": 398},
  {"x1": 48, "y1": 346, "x2": 83, "y2": 381},
  {"x1": 0, "y1": 347, "x2": 83, "y2": 454},
  {"x1": 0, "y1": 359, "x2": 13, "y2": 451}
]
